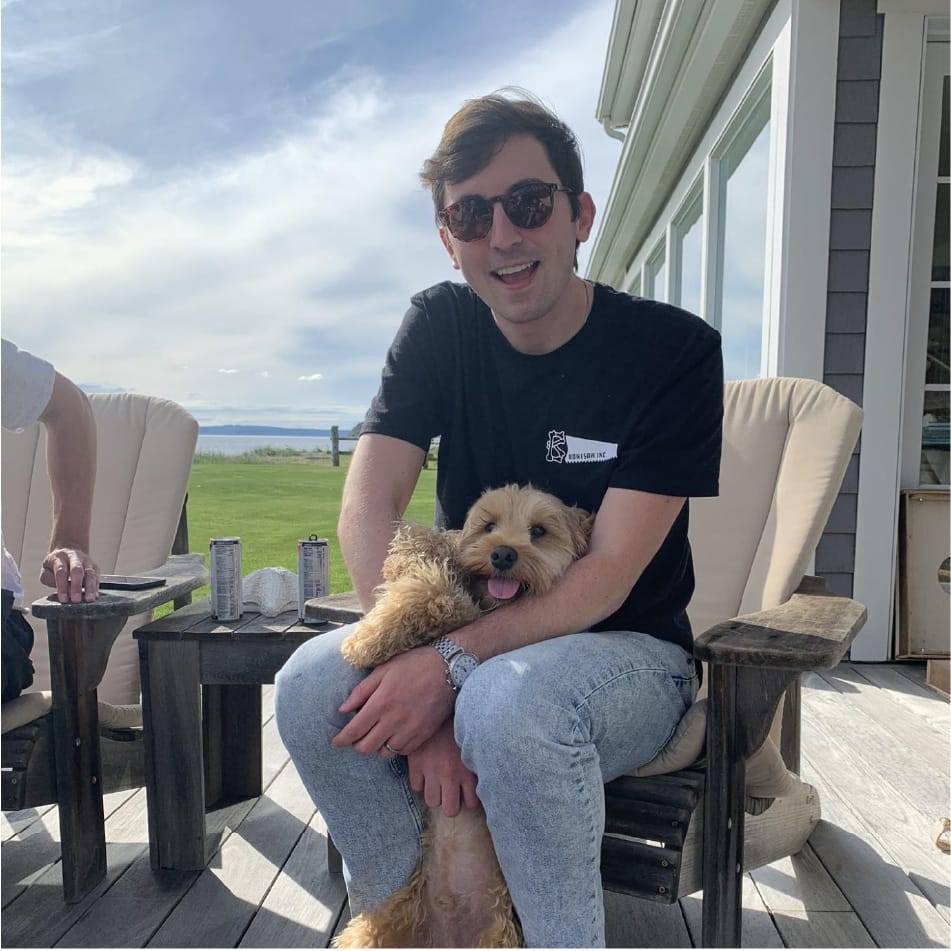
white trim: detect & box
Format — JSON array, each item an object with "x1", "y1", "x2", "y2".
[
  {"x1": 671, "y1": 180, "x2": 703, "y2": 309},
  {"x1": 645, "y1": 238, "x2": 668, "y2": 302},
  {"x1": 588, "y1": 0, "x2": 779, "y2": 284},
  {"x1": 772, "y1": 0, "x2": 839, "y2": 381},
  {"x1": 901, "y1": 40, "x2": 949, "y2": 489},
  {"x1": 702, "y1": 158, "x2": 720, "y2": 323},
  {"x1": 596, "y1": 0, "x2": 835, "y2": 387},
  {"x1": 879, "y1": 0, "x2": 948, "y2": 14},
  {"x1": 596, "y1": 0, "x2": 665, "y2": 131},
  {"x1": 853, "y1": 13, "x2": 928, "y2": 662},
  {"x1": 615, "y1": 5, "x2": 787, "y2": 300},
  {"x1": 710, "y1": 65, "x2": 773, "y2": 373}
]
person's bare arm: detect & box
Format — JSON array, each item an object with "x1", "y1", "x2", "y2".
[
  {"x1": 449, "y1": 487, "x2": 685, "y2": 661},
  {"x1": 38, "y1": 372, "x2": 99, "y2": 602},
  {"x1": 337, "y1": 433, "x2": 427, "y2": 612}
]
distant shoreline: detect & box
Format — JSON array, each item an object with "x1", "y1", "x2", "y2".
[{"x1": 198, "y1": 425, "x2": 358, "y2": 437}]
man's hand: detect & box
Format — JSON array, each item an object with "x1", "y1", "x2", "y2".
[
  {"x1": 332, "y1": 645, "x2": 454, "y2": 756},
  {"x1": 41, "y1": 547, "x2": 99, "y2": 603},
  {"x1": 407, "y1": 718, "x2": 479, "y2": 818}
]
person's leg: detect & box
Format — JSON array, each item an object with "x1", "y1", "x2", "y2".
[
  {"x1": 454, "y1": 630, "x2": 696, "y2": 948},
  {"x1": 275, "y1": 624, "x2": 426, "y2": 914},
  {"x1": 2, "y1": 589, "x2": 35, "y2": 703}
]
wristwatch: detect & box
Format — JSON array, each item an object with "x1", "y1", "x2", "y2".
[{"x1": 431, "y1": 636, "x2": 480, "y2": 692}]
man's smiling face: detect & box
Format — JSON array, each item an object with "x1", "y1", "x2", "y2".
[{"x1": 438, "y1": 134, "x2": 595, "y2": 334}]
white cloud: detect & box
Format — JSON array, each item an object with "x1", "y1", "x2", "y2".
[
  {"x1": 2, "y1": 1, "x2": 619, "y2": 427},
  {"x1": 297, "y1": 373, "x2": 324, "y2": 382}
]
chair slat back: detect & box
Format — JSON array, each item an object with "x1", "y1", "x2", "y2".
[
  {"x1": 687, "y1": 378, "x2": 861, "y2": 638},
  {"x1": 2, "y1": 394, "x2": 197, "y2": 703}
]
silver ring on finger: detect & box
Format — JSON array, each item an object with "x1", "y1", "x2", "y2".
[{"x1": 384, "y1": 741, "x2": 402, "y2": 755}]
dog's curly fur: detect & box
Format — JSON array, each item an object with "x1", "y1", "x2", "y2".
[{"x1": 334, "y1": 484, "x2": 593, "y2": 948}]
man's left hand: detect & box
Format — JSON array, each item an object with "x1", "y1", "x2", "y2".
[
  {"x1": 332, "y1": 645, "x2": 454, "y2": 756},
  {"x1": 41, "y1": 547, "x2": 99, "y2": 603}
]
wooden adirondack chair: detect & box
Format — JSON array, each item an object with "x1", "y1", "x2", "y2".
[
  {"x1": 307, "y1": 376, "x2": 866, "y2": 948},
  {"x1": 1, "y1": 393, "x2": 207, "y2": 902}
]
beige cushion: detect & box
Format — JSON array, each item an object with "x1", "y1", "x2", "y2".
[
  {"x1": 688, "y1": 377, "x2": 862, "y2": 635},
  {"x1": 1, "y1": 691, "x2": 52, "y2": 733},
  {"x1": 631, "y1": 699, "x2": 798, "y2": 799},
  {"x1": 2, "y1": 393, "x2": 197, "y2": 704},
  {"x1": 637, "y1": 378, "x2": 861, "y2": 786},
  {"x1": 631, "y1": 700, "x2": 707, "y2": 778},
  {"x1": 0, "y1": 692, "x2": 141, "y2": 734}
]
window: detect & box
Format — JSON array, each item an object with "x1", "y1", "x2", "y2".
[
  {"x1": 713, "y1": 85, "x2": 771, "y2": 380},
  {"x1": 672, "y1": 188, "x2": 703, "y2": 316},
  {"x1": 920, "y1": 73, "x2": 950, "y2": 486},
  {"x1": 645, "y1": 241, "x2": 667, "y2": 302}
]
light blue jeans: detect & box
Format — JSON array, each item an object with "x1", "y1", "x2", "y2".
[{"x1": 274, "y1": 624, "x2": 697, "y2": 948}]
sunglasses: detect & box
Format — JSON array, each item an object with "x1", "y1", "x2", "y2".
[{"x1": 438, "y1": 181, "x2": 575, "y2": 242}]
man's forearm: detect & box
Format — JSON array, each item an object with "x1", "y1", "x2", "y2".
[
  {"x1": 339, "y1": 497, "x2": 401, "y2": 612},
  {"x1": 450, "y1": 550, "x2": 635, "y2": 662},
  {"x1": 43, "y1": 381, "x2": 96, "y2": 551}
]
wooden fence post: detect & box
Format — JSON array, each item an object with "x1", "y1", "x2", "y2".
[{"x1": 331, "y1": 426, "x2": 339, "y2": 467}]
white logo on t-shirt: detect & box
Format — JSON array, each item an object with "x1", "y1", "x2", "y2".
[{"x1": 546, "y1": 431, "x2": 618, "y2": 464}]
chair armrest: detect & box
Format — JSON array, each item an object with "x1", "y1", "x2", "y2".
[
  {"x1": 694, "y1": 575, "x2": 867, "y2": 671},
  {"x1": 31, "y1": 554, "x2": 208, "y2": 622},
  {"x1": 304, "y1": 590, "x2": 364, "y2": 625}
]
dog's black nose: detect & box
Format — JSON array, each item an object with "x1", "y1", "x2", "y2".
[{"x1": 491, "y1": 546, "x2": 518, "y2": 570}]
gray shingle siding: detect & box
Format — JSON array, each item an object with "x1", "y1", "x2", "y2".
[{"x1": 816, "y1": 1, "x2": 884, "y2": 599}]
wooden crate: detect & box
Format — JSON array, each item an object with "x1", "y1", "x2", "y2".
[
  {"x1": 896, "y1": 489, "x2": 950, "y2": 659},
  {"x1": 926, "y1": 658, "x2": 950, "y2": 697}
]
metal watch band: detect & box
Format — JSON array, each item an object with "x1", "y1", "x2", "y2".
[
  {"x1": 432, "y1": 635, "x2": 463, "y2": 664},
  {"x1": 431, "y1": 636, "x2": 479, "y2": 692}
]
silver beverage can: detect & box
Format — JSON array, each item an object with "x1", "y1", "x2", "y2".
[
  {"x1": 298, "y1": 535, "x2": 330, "y2": 620},
  {"x1": 210, "y1": 537, "x2": 242, "y2": 621}
]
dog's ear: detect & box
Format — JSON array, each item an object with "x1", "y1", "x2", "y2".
[{"x1": 567, "y1": 507, "x2": 595, "y2": 557}]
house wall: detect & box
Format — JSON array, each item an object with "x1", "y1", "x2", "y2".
[{"x1": 815, "y1": 0, "x2": 884, "y2": 599}]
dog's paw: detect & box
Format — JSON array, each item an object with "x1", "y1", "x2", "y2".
[{"x1": 340, "y1": 620, "x2": 391, "y2": 668}]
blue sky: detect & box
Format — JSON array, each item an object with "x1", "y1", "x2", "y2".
[{"x1": 2, "y1": 0, "x2": 621, "y2": 428}]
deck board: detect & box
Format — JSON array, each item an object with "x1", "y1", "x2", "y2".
[
  {"x1": 680, "y1": 876, "x2": 785, "y2": 947},
  {"x1": 849, "y1": 664, "x2": 950, "y2": 737},
  {"x1": 2, "y1": 660, "x2": 948, "y2": 948},
  {"x1": 147, "y1": 762, "x2": 316, "y2": 948},
  {"x1": 801, "y1": 751, "x2": 951, "y2": 948},
  {"x1": 817, "y1": 666, "x2": 948, "y2": 779},
  {"x1": 604, "y1": 890, "x2": 691, "y2": 947},
  {"x1": 802, "y1": 671, "x2": 949, "y2": 820},
  {"x1": 800, "y1": 681, "x2": 951, "y2": 922},
  {"x1": 2, "y1": 805, "x2": 56, "y2": 842},
  {"x1": 238, "y1": 811, "x2": 347, "y2": 948}
]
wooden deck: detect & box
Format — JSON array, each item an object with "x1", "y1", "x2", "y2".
[{"x1": 2, "y1": 662, "x2": 949, "y2": 948}]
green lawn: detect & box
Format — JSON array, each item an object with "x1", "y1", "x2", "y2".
[{"x1": 168, "y1": 456, "x2": 437, "y2": 614}]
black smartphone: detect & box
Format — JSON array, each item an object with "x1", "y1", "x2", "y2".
[{"x1": 98, "y1": 575, "x2": 166, "y2": 591}]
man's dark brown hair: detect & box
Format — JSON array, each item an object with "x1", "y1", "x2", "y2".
[{"x1": 420, "y1": 88, "x2": 584, "y2": 225}]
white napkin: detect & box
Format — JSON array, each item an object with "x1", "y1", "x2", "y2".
[{"x1": 242, "y1": 567, "x2": 299, "y2": 616}]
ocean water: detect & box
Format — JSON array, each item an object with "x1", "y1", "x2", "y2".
[{"x1": 196, "y1": 434, "x2": 335, "y2": 456}]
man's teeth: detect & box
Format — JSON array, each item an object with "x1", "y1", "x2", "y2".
[{"x1": 495, "y1": 262, "x2": 535, "y2": 276}]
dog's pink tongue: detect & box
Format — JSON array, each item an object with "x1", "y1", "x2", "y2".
[{"x1": 488, "y1": 577, "x2": 521, "y2": 600}]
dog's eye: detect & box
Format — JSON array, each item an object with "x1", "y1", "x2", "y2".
[
  {"x1": 530, "y1": 525, "x2": 547, "y2": 539},
  {"x1": 484, "y1": 522, "x2": 496, "y2": 533}
]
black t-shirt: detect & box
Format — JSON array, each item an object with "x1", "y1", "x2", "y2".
[{"x1": 362, "y1": 281, "x2": 723, "y2": 655}]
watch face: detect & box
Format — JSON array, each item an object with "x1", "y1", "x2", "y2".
[{"x1": 450, "y1": 653, "x2": 479, "y2": 687}]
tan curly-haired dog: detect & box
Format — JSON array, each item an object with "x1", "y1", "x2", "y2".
[{"x1": 334, "y1": 484, "x2": 592, "y2": 949}]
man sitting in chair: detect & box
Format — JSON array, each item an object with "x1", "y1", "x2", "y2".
[
  {"x1": 2, "y1": 338, "x2": 99, "y2": 702},
  {"x1": 276, "y1": 91, "x2": 723, "y2": 947}
]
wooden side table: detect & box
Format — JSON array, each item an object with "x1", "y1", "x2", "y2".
[{"x1": 134, "y1": 602, "x2": 343, "y2": 870}]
